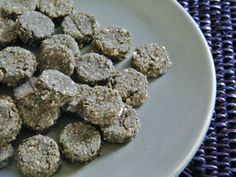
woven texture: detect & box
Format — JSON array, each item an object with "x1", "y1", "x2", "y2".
[{"x1": 177, "y1": 0, "x2": 236, "y2": 176}]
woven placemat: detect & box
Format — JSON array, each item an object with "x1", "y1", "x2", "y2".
[{"x1": 177, "y1": 0, "x2": 236, "y2": 176}]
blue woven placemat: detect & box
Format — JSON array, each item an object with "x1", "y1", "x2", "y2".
[{"x1": 178, "y1": 0, "x2": 236, "y2": 176}]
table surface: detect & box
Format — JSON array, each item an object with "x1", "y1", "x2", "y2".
[{"x1": 178, "y1": 0, "x2": 236, "y2": 176}]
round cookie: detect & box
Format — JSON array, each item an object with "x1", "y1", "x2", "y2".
[
  {"x1": 101, "y1": 104, "x2": 141, "y2": 143},
  {"x1": 36, "y1": 70, "x2": 78, "y2": 105},
  {"x1": 59, "y1": 122, "x2": 101, "y2": 163},
  {"x1": 75, "y1": 53, "x2": 116, "y2": 86},
  {"x1": 41, "y1": 34, "x2": 80, "y2": 57},
  {"x1": 37, "y1": 0, "x2": 74, "y2": 20},
  {"x1": 0, "y1": 17, "x2": 18, "y2": 46},
  {"x1": 93, "y1": 26, "x2": 131, "y2": 60},
  {"x1": 131, "y1": 43, "x2": 172, "y2": 77},
  {"x1": 0, "y1": 47, "x2": 37, "y2": 86},
  {"x1": 17, "y1": 11, "x2": 55, "y2": 44},
  {"x1": 80, "y1": 86, "x2": 124, "y2": 126},
  {"x1": 1, "y1": 0, "x2": 37, "y2": 17},
  {"x1": 38, "y1": 45, "x2": 75, "y2": 76},
  {"x1": 0, "y1": 96, "x2": 22, "y2": 147},
  {"x1": 17, "y1": 101, "x2": 60, "y2": 133},
  {"x1": 108, "y1": 68, "x2": 148, "y2": 106},
  {"x1": 62, "y1": 12, "x2": 99, "y2": 45},
  {"x1": 14, "y1": 78, "x2": 61, "y2": 133},
  {"x1": 16, "y1": 135, "x2": 61, "y2": 177},
  {"x1": 63, "y1": 84, "x2": 93, "y2": 114},
  {"x1": 0, "y1": 144, "x2": 14, "y2": 169}
]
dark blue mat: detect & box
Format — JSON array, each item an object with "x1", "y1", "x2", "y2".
[{"x1": 178, "y1": 0, "x2": 236, "y2": 176}]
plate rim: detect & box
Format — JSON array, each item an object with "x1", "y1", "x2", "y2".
[{"x1": 173, "y1": 1, "x2": 216, "y2": 176}]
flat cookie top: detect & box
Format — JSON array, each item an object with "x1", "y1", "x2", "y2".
[
  {"x1": 16, "y1": 135, "x2": 61, "y2": 176},
  {"x1": 18, "y1": 11, "x2": 55, "y2": 39},
  {"x1": 37, "y1": 69, "x2": 78, "y2": 97},
  {"x1": 59, "y1": 122, "x2": 101, "y2": 162},
  {"x1": 38, "y1": 0, "x2": 75, "y2": 19},
  {"x1": 81, "y1": 86, "x2": 124, "y2": 125},
  {"x1": 131, "y1": 43, "x2": 172, "y2": 77},
  {"x1": 1, "y1": 0, "x2": 37, "y2": 16},
  {"x1": 94, "y1": 26, "x2": 131, "y2": 59},
  {"x1": 109, "y1": 68, "x2": 148, "y2": 106},
  {"x1": 101, "y1": 104, "x2": 141, "y2": 143},
  {"x1": 41, "y1": 34, "x2": 80, "y2": 56},
  {"x1": 75, "y1": 53, "x2": 116, "y2": 85},
  {"x1": 62, "y1": 12, "x2": 99, "y2": 44},
  {"x1": 0, "y1": 47, "x2": 37, "y2": 86}
]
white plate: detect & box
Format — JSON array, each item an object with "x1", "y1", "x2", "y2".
[{"x1": 0, "y1": 0, "x2": 216, "y2": 177}]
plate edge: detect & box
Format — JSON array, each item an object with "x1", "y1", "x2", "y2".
[{"x1": 171, "y1": 1, "x2": 217, "y2": 177}]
